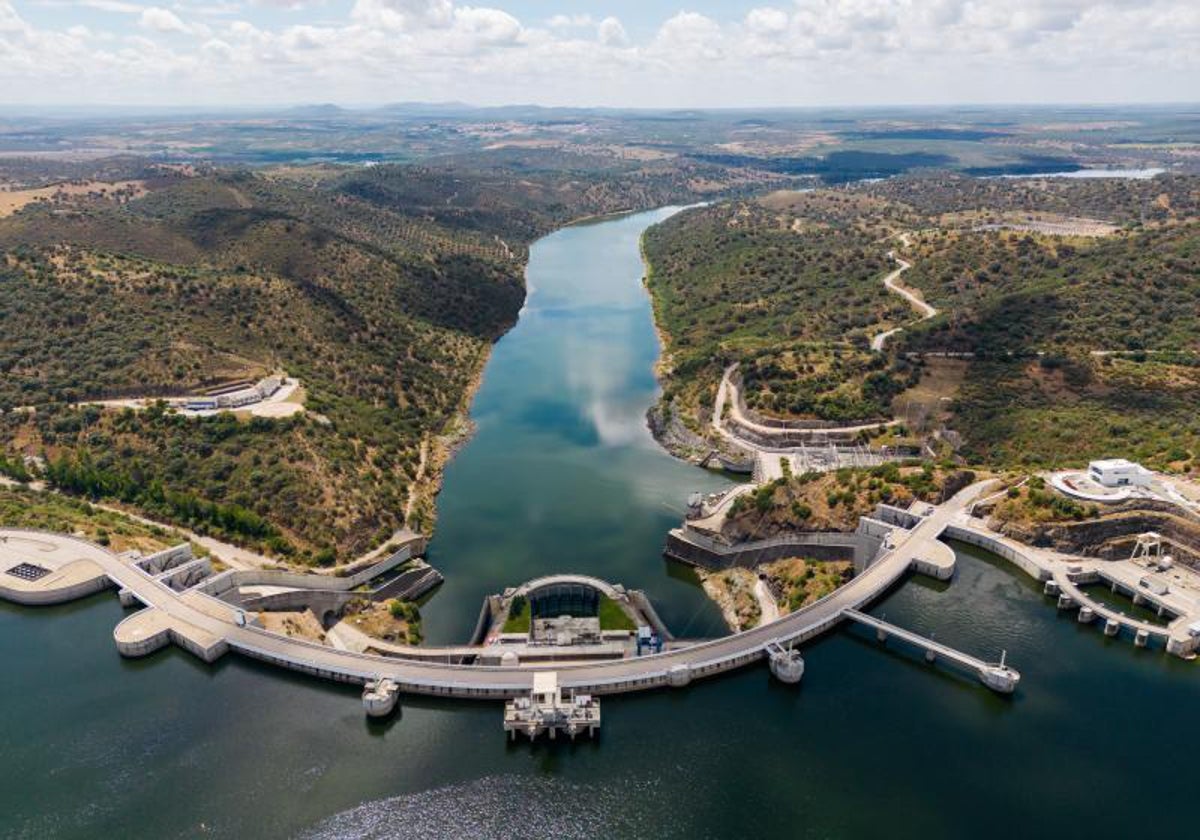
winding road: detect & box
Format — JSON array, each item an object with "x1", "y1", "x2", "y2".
[
  {"x1": 870, "y1": 252, "x2": 934, "y2": 351},
  {"x1": 709, "y1": 240, "x2": 932, "y2": 458}
]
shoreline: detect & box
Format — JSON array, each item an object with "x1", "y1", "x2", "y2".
[
  {"x1": 403, "y1": 343, "x2": 491, "y2": 537},
  {"x1": 0, "y1": 202, "x2": 697, "y2": 572},
  {"x1": 639, "y1": 215, "x2": 725, "y2": 466}
]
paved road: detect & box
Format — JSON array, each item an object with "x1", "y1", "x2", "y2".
[
  {"x1": 78, "y1": 482, "x2": 991, "y2": 698},
  {"x1": 712, "y1": 364, "x2": 898, "y2": 445},
  {"x1": 754, "y1": 576, "x2": 781, "y2": 625}
]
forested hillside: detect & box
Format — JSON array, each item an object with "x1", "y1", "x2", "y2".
[
  {"x1": 644, "y1": 174, "x2": 1200, "y2": 473},
  {"x1": 643, "y1": 190, "x2": 920, "y2": 432},
  {"x1": 0, "y1": 154, "x2": 768, "y2": 561}
]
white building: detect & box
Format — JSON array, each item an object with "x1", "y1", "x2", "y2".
[{"x1": 1088, "y1": 458, "x2": 1154, "y2": 488}]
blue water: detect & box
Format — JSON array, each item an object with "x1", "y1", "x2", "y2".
[{"x1": 2, "y1": 208, "x2": 1198, "y2": 839}]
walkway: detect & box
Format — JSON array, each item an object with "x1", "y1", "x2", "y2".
[
  {"x1": 844, "y1": 609, "x2": 998, "y2": 670},
  {"x1": 0, "y1": 482, "x2": 993, "y2": 698}
]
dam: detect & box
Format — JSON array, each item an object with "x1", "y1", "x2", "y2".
[{"x1": 0, "y1": 484, "x2": 1028, "y2": 711}]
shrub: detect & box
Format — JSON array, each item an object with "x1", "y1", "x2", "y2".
[{"x1": 314, "y1": 547, "x2": 337, "y2": 566}]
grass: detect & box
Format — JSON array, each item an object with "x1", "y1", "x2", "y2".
[
  {"x1": 501, "y1": 593, "x2": 636, "y2": 633},
  {"x1": 0, "y1": 484, "x2": 191, "y2": 555},
  {"x1": 598, "y1": 595, "x2": 637, "y2": 631},
  {"x1": 501, "y1": 595, "x2": 530, "y2": 634}
]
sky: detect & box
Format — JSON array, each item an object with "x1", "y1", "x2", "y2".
[{"x1": 2, "y1": 0, "x2": 1198, "y2": 108}]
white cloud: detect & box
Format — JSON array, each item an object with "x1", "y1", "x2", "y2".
[
  {"x1": 0, "y1": 0, "x2": 1196, "y2": 106},
  {"x1": 80, "y1": 0, "x2": 146, "y2": 14},
  {"x1": 746, "y1": 7, "x2": 788, "y2": 35},
  {"x1": 452, "y1": 6, "x2": 521, "y2": 45},
  {"x1": 597, "y1": 16, "x2": 627, "y2": 47},
  {"x1": 0, "y1": 0, "x2": 28, "y2": 33},
  {"x1": 139, "y1": 6, "x2": 190, "y2": 32},
  {"x1": 653, "y1": 11, "x2": 723, "y2": 60}
]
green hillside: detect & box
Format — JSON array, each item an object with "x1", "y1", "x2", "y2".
[
  {"x1": 0, "y1": 155, "x2": 769, "y2": 561},
  {"x1": 643, "y1": 190, "x2": 921, "y2": 431},
  {"x1": 643, "y1": 174, "x2": 1200, "y2": 473}
]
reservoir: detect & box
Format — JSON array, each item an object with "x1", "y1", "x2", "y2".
[{"x1": 2, "y1": 209, "x2": 1199, "y2": 839}]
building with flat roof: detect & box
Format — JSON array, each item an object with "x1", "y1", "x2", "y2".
[{"x1": 1088, "y1": 458, "x2": 1154, "y2": 488}]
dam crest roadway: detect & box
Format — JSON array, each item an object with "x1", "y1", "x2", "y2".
[{"x1": 6, "y1": 479, "x2": 1111, "y2": 713}]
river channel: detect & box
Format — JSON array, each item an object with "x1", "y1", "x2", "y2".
[{"x1": 2, "y1": 208, "x2": 1198, "y2": 839}]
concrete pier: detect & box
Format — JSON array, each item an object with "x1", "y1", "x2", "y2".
[{"x1": 843, "y1": 609, "x2": 1020, "y2": 693}]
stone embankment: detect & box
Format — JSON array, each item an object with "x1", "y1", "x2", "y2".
[{"x1": 988, "y1": 504, "x2": 1200, "y2": 571}]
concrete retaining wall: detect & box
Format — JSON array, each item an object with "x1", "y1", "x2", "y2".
[
  {"x1": 943, "y1": 524, "x2": 1050, "y2": 581},
  {"x1": 113, "y1": 622, "x2": 171, "y2": 658},
  {"x1": 372, "y1": 566, "x2": 444, "y2": 601},
  {"x1": 665, "y1": 527, "x2": 877, "y2": 570},
  {"x1": 468, "y1": 596, "x2": 502, "y2": 646},
  {"x1": 197, "y1": 541, "x2": 425, "y2": 600},
  {"x1": 240, "y1": 589, "x2": 357, "y2": 618},
  {"x1": 874, "y1": 504, "x2": 922, "y2": 530},
  {"x1": 135, "y1": 544, "x2": 193, "y2": 575},
  {"x1": 155, "y1": 557, "x2": 212, "y2": 590},
  {"x1": 0, "y1": 573, "x2": 114, "y2": 606}
]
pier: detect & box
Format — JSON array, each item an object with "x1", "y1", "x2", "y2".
[{"x1": 842, "y1": 609, "x2": 1020, "y2": 693}]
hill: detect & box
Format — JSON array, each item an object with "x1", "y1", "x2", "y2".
[
  {"x1": 643, "y1": 189, "x2": 921, "y2": 438},
  {"x1": 643, "y1": 174, "x2": 1200, "y2": 473},
  {"x1": 0, "y1": 154, "x2": 776, "y2": 561}
]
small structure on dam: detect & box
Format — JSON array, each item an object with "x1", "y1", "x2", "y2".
[
  {"x1": 504, "y1": 672, "x2": 601, "y2": 740},
  {"x1": 362, "y1": 677, "x2": 401, "y2": 718},
  {"x1": 473, "y1": 574, "x2": 673, "y2": 665},
  {"x1": 766, "y1": 641, "x2": 805, "y2": 684}
]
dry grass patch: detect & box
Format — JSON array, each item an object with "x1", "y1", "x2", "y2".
[
  {"x1": 0, "y1": 180, "x2": 146, "y2": 217},
  {"x1": 762, "y1": 557, "x2": 854, "y2": 613},
  {"x1": 697, "y1": 567, "x2": 761, "y2": 631}
]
